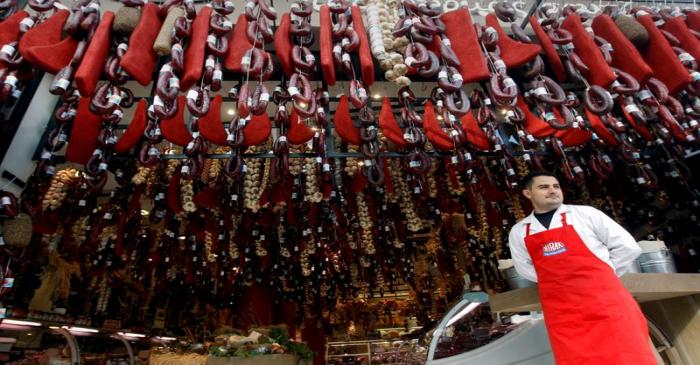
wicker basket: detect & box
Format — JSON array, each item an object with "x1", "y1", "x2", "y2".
[{"x1": 2, "y1": 214, "x2": 33, "y2": 247}]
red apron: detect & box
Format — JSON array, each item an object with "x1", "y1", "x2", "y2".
[{"x1": 525, "y1": 212, "x2": 656, "y2": 365}]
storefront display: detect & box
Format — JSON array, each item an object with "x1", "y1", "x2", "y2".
[{"x1": 1, "y1": 1, "x2": 700, "y2": 364}]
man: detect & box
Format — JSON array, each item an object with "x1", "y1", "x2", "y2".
[{"x1": 508, "y1": 171, "x2": 656, "y2": 365}]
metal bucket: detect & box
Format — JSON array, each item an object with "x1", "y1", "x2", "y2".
[
  {"x1": 639, "y1": 248, "x2": 677, "y2": 273},
  {"x1": 622, "y1": 260, "x2": 642, "y2": 274},
  {"x1": 502, "y1": 267, "x2": 536, "y2": 289}
]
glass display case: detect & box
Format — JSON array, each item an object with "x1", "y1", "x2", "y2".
[
  {"x1": 0, "y1": 319, "x2": 152, "y2": 365},
  {"x1": 326, "y1": 339, "x2": 426, "y2": 365},
  {"x1": 422, "y1": 291, "x2": 554, "y2": 365}
]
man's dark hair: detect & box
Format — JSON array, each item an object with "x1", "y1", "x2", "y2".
[{"x1": 521, "y1": 171, "x2": 557, "y2": 189}]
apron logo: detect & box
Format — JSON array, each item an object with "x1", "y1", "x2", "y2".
[{"x1": 542, "y1": 241, "x2": 567, "y2": 256}]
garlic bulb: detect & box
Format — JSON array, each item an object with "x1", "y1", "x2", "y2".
[
  {"x1": 388, "y1": 160, "x2": 422, "y2": 231},
  {"x1": 181, "y1": 180, "x2": 196, "y2": 212},
  {"x1": 42, "y1": 168, "x2": 79, "y2": 211}
]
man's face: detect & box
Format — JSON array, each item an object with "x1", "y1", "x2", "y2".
[{"x1": 523, "y1": 176, "x2": 563, "y2": 211}]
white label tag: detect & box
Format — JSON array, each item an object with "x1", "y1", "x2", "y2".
[
  {"x1": 108, "y1": 93, "x2": 122, "y2": 105},
  {"x1": 534, "y1": 87, "x2": 547, "y2": 96},
  {"x1": 161, "y1": 64, "x2": 172, "y2": 73},
  {"x1": 637, "y1": 89, "x2": 653, "y2": 100},
  {"x1": 342, "y1": 53, "x2": 351, "y2": 62},
  {"x1": 503, "y1": 78, "x2": 516, "y2": 88},
  {"x1": 260, "y1": 92, "x2": 270, "y2": 102},
  {"x1": 205, "y1": 57, "x2": 216, "y2": 68},
  {"x1": 0, "y1": 45, "x2": 15, "y2": 56},
  {"x1": 169, "y1": 77, "x2": 179, "y2": 89},
  {"x1": 333, "y1": 44, "x2": 342, "y2": 54},
  {"x1": 288, "y1": 86, "x2": 299, "y2": 96},
  {"x1": 117, "y1": 43, "x2": 128, "y2": 52},
  {"x1": 624, "y1": 104, "x2": 640, "y2": 114},
  {"x1": 153, "y1": 95, "x2": 164, "y2": 107},
  {"x1": 187, "y1": 89, "x2": 199, "y2": 101},
  {"x1": 54, "y1": 78, "x2": 70, "y2": 90},
  {"x1": 323, "y1": 163, "x2": 331, "y2": 172},
  {"x1": 409, "y1": 161, "x2": 420, "y2": 168},
  {"x1": 20, "y1": 17, "x2": 35, "y2": 28},
  {"x1": 404, "y1": 56, "x2": 416, "y2": 66},
  {"x1": 438, "y1": 70, "x2": 448, "y2": 79},
  {"x1": 3, "y1": 75, "x2": 17, "y2": 88},
  {"x1": 213, "y1": 70, "x2": 223, "y2": 81},
  {"x1": 573, "y1": 166, "x2": 583, "y2": 173},
  {"x1": 679, "y1": 53, "x2": 695, "y2": 62},
  {"x1": 241, "y1": 55, "x2": 251, "y2": 66},
  {"x1": 1, "y1": 197, "x2": 11, "y2": 205}
]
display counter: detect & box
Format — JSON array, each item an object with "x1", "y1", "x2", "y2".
[
  {"x1": 0, "y1": 323, "x2": 151, "y2": 365},
  {"x1": 489, "y1": 273, "x2": 700, "y2": 364}
]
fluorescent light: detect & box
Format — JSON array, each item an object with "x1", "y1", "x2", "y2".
[
  {"x1": 155, "y1": 336, "x2": 176, "y2": 341},
  {"x1": 446, "y1": 302, "x2": 481, "y2": 327},
  {"x1": 63, "y1": 326, "x2": 99, "y2": 333},
  {"x1": 0, "y1": 337, "x2": 17, "y2": 344},
  {"x1": 373, "y1": 94, "x2": 381, "y2": 99},
  {"x1": 227, "y1": 109, "x2": 236, "y2": 116},
  {"x1": 141, "y1": 210, "x2": 150, "y2": 216},
  {"x1": 118, "y1": 332, "x2": 146, "y2": 338},
  {"x1": 1, "y1": 319, "x2": 41, "y2": 327}
]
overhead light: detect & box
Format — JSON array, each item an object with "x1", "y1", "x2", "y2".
[
  {"x1": 178, "y1": 236, "x2": 186, "y2": 240},
  {"x1": 62, "y1": 326, "x2": 99, "y2": 333},
  {"x1": 446, "y1": 302, "x2": 481, "y2": 327},
  {"x1": 227, "y1": 109, "x2": 236, "y2": 116},
  {"x1": 1, "y1": 319, "x2": 41, "y2": 327},
  {"x1": 140, "y1": 210, "x2": 150, "y2": 216},
  {"x1": 373, "y1": 93, "x2": 381, "y2": 99},
  {"x1": 154, "y1": 336, "x2": 176, "y2": 342},
  {"x1": 118, "y1": 332, "x2": 146, "y2": 338}
]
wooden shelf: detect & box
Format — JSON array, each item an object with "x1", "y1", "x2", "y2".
[{"x1": 489, "y1": 273, "x2": 700, "y2": 313}]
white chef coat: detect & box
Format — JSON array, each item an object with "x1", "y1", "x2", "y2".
[{"x1": 508, "y1": 204, "x2": 642, "y2": 282}]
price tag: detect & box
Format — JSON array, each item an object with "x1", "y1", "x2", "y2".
[
  {"x1": 55, "y1": 78, "x2": 70, "y2": 90},
  {"x1": 637, "y1": 89, "x2": 653, "y2": 100},
  {"x1": 0, "y1": 45, "x2": 15, "y2": 56},
  {"x1": 679, "y1": 53, "x2": 695, "y2": 62},
  {"x1": 20, "y1": 17, "x2": 34, "y2": 28}
]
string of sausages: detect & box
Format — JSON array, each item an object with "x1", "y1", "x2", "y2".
[
  {"x1": 0, "y1": 0, "x2": 55, "y2": 102},
  {"x1": 476, "y1": 10, "x2": 526, "y2": 190},
  {"x1": 86, "y1": 33, "x2": 136, "y2": 192}
]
